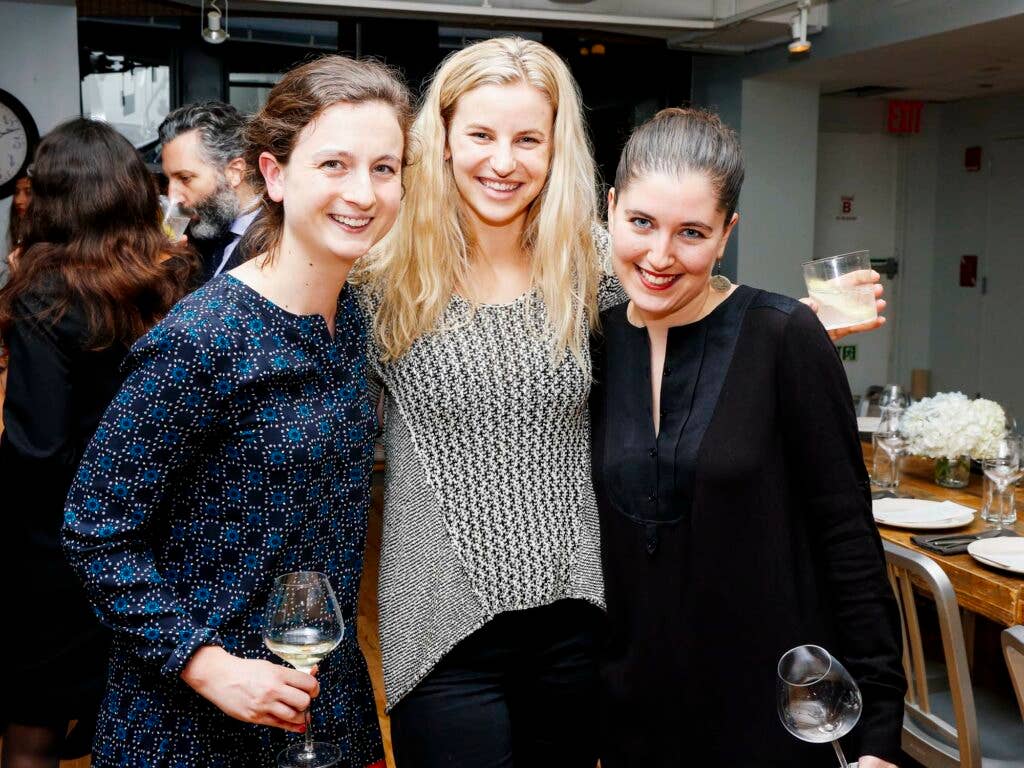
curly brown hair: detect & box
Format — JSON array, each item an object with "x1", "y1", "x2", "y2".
[{"x1": 0, "y1": 119, "x2": 199, "y2": 350}]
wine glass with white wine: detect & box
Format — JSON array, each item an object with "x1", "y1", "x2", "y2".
[
  {"x1": 778, "y1": 645, "x2": 863, "y2": 767},
  {"x1": 263, "y1": 571, "x2": 345, "y2": 768}
]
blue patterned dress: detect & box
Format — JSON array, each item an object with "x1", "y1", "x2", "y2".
[{"x1": 62, "y1": 274, "x2": 385, "y2": 768}]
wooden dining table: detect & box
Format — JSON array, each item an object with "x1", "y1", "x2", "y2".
[{"x1": 863, "y1": 441, "x2": 1024, "y2": 627}]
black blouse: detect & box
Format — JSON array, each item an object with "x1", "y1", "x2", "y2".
[
  {"x1": 590, "y1": 286, "x2": 905, "y2": 767},
  {"x1": 598, "y1": 285, "x2": 754, "y2": 543},
  {"x1": 0, "y1": 290, "x2": 122, "y2": 714}
]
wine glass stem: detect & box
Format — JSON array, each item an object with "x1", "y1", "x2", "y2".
[
  {"x1": 994, "y1": 483, "x2": 1009, "y2": 531},
  {"x1": 302, "y1": 706, "x2": 314, "y2": 757},
  {"x1": 832, "y1": 739, "x2": 849, "y2": 768}
]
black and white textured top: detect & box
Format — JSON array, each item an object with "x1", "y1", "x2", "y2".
[{"x1": 359, "y1": 240, "x2": 626, "y2": 709}]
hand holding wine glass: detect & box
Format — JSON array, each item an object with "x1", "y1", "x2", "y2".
[
  {"x1": 858, "y1": 757, "x2": 898, "y2": 768},
  {"x1": 778, "y1": 644, "x2": 863, "y2": 767},
  {"x1": 180, "y1": 646, "x2": 316, "y2": 733},
  {"x1": 264, "y1": 571, "x2": 345, "y2": 768}
]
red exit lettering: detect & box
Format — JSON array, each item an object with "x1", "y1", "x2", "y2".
[{"x1": 887, "y1": 100, "x2": 924, "y2": 134}]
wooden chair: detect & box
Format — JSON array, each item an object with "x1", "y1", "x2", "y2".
[
  {"x1": 1003, "y1": 625, "x2": 1024, "y2": 723},
  {"x1": 883, "y1": 541, "x2": 1024, "y2": 767}
]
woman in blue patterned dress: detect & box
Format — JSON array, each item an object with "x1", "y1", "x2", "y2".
[{"x1": 62, "y1": 56, "x2": 411, "y2": 768}]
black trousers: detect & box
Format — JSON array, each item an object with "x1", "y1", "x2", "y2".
[{"x1": 389, "y1": 599, "x2": 603, "y2": 768}]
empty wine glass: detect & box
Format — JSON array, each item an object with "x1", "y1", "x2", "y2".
[
  {"x1": 982, "y1": 436, "x2": 1024, "y2": 532},
  {"x1": 263, "y1": 571, "x2": 345, "y2": 768},
  {"x1": 983, "y1": 414, "x2": 1020, "y2": 522},
  {"x1": 878, "y1": 384, "x2": 910, "y2": 410},
  {"x1": 871, "y1": 406, "x2": 907, "y2": 490},
  {"x1": 778, "y1": 644, "x2": 862, "y2": 767}
]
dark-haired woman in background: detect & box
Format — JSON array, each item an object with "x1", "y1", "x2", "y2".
[
  {"x1": 0, "y1": 120, "x2": 197, "y2": 767},
  {"x1": 1, "y1": 173, "x2": 31, "y2": 289}
]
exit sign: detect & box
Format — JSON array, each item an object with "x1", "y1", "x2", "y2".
[
  {"x1": 838, "y1": 345, "x2": 857, "y2": 362},
  {"x1": 887, "y1": 100, "x2": 923, "y2": 134}
]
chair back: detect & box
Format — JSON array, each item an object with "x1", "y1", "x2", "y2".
[
  {"x1": 883, "y1": 540, "x2": 982, "y2": 768},
  {"x1": 1003, "y1": 625, "x2": 1024, "y2": 724}
]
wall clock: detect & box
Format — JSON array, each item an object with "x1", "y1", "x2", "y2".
[{"x1": 0, "y1": 89, "x2": 39, "y2": 199}]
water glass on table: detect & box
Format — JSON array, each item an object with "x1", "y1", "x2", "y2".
[
  {"x1": 777, "y1": 644, "x2": 862, "y2": 767},
  {"x1": 981, "y1": 472, "x2": 1017, "y2": 525},
  {"x1": 983, "y1": 437, "x2": 1024, "y2": 532},
  {"x1": 871, "y1": 406, "x2": 906, "y2": 490},
  {"x1": 263, "y1": 571, "x2": 345, "y2": 768},
  {"x1": 802, "y1": 251, "x2": 878, "y2": 332},
  {"x1": 984, "y1": 414, "x2": 1023, "y2": 523}
]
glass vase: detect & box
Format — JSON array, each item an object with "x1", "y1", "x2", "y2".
[{"x1": 934, "y1": 455, "x2": 971, "y2": 489}]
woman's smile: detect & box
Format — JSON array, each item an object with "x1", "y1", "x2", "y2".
[
  {"x1": 477, "y1": 176, "x2": 523, "y2": 197},
  {"x1": 635, "y1": 265, "x2": 683, "y2": 291},
  {"x1": 327, "y1": 213, "x2": 373, "y2": 232}
]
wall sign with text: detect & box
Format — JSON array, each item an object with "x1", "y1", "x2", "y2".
[{"x1": 836, "y1": 195, "x2": 857, "y2": 221}]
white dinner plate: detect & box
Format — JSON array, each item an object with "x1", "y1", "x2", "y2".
[
  {"x1": 858, "y1": 416, "x2": 881, "y2": 435},
  {"x1": 967, "y1": 538, "x2": 1024, "y2": 575},
  {"x1": 872, "y1": 498, "x2": 975, "y2": 530}
]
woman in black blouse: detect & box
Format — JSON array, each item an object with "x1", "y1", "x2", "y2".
[
  {"x1": 0, "y1": 119, "x2": 196, "y2": 767},
  {"x1": 590, "y1": 108, "x2": 905, "y2": 767}
]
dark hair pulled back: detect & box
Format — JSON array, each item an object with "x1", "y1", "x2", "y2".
[{"x1": 615, "y1": 107, "x2": 745, "y2": 222}]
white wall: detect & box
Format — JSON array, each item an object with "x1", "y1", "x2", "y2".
[
  {"x1": 692, "y1": 0, "x2": 1024, "y2": 303},
  {"x1": 0, "y1": 0, "x2": 81, "y2": 243},
  {"x1": 811, "y1": 90, "x2": 1024, "y2": 407},
  {"x1": 736, "y1": 78, "x2": 819, "y2": 299},
  {"x1": 813, "y1": 130, "x2": 897, "y2": 396},
  {"x1": 815, "y1": 96, "x2": 939, "y2": 396},
  {"x1": 930, "y1": 92, "x2": 1024, "y2": 399}
]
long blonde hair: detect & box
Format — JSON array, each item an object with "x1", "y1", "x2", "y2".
[{"x1": 362, "y1": 36, "x2": 600, "y2": 368}]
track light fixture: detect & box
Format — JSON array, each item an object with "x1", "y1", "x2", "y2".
[
  {"x1": 201, "y1": 0, "x2": 229, "y2": 44},
  {"x1": 788, "y1": 0, "x2": 811, "y2": 55}
]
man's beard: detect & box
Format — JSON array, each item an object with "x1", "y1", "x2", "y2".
[{"x1": 186, "y1": 177, "x2": 241, "y2": 241}]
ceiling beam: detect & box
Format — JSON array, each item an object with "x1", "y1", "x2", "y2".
[
  {"x1": 715, "y1": 0, "x2": 802, "y2": 28},
  {"x1": 186, "y1": 0, "x2": 719, "y2": 32}
]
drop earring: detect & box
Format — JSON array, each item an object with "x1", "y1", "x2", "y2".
[{"x1": 710, "y1": 259, "x2": 731, "y2": 292}]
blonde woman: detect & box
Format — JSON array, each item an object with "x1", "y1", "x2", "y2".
[
  {"x1": 356, "y1": 37, "x2": 611, "y2": 767},
  {"x1": 357, "y1": 37, "x2": 884, "y2": 767}
]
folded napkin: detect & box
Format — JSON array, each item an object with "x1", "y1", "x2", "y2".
[
  {"x1": 873, "y1": 498, "x2": 973, "y2": 525},
  {"x1": 911, "y1": 529, "x2": 1019, "y2": 555}
]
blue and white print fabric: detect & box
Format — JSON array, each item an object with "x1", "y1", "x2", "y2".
[{"x1": 62, "y1": 274, "x2": 384, "y2": 767}]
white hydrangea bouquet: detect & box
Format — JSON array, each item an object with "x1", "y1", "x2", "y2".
[{"x1": 900, "y1": 391, "x2": 1005, "y2": 487}]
